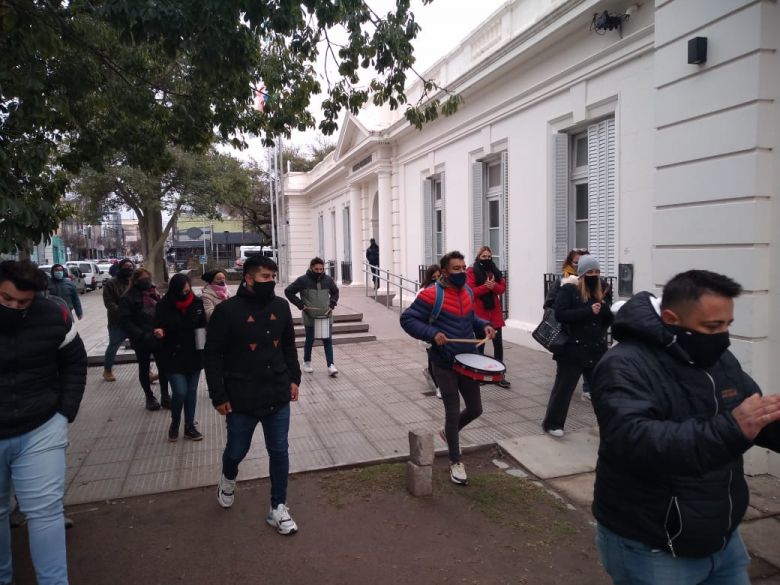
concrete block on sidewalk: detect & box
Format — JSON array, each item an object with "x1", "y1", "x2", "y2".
[
  {"x1": 406, "y1": 461, "x2": 432, "y2": 497},
  {"x1": 408, "y1": 430, "x2": 434, "y2": 466}
]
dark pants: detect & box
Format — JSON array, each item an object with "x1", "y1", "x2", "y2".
[
  {"x1": 303, "y1": 326, "x2": 334, "y2": 365},
  {"x1": 477, "y1": 327, "x2": 504, "y2": 363},
  {"x1": 432, "y1": 364, "x2": 483, "y2": 463},
  {"x1": 168, "y1": 371, "x2": 200, "y2": 428},
  {"x1": 103, "y1": 325, "x2": 128, "y2": 370},
  {"x1": 543, "y1": 357, "x2": 593, "y2": 431},
  {"x1": 426, "y1": 349, "x2": 438, "y2": 388},
  {"x1": 222, "y1": 406, "x2": 290, "y2": 508},
  {"x1": 370, "y1": 264, "x2": 379, "y2": 288},
  {"x1": 134, "y1": 346, "x2": 169, "y2": 401}
]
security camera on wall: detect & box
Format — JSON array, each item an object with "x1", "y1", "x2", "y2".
[{"x1": 591, "y1": 3, "x2": 640, "y2": 38}]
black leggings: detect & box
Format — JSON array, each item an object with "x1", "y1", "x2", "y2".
[
  {"x1": 134, "y1": 346, "x2": 169, "y2": 400},
  {"x1": 432, "y1": 363, "x2": 483, "y2": 463},
  {"x1": 477, "y1": 327, "x2": 504, "y2": 363},
  {"x1": 542, "y1": 357, "x2": 593, "y2": 431}
]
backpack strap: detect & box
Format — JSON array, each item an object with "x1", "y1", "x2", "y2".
[{"x1": 429, "y1": 283, "x2": 445, "y2": 324}]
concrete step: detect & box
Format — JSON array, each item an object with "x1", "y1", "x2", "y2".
[
  {"x1": 294, "y1": 323, "x2": 369, "y2": 337},
  {"x1": 292, "y1": 312, "x2": 363, "y2": 325},
  {"x1": 295, "y1": 332, "x2": 376, "y2": 348},
  {"x1": 372, "y1": 294, "x2": 396, "y2": 305}
]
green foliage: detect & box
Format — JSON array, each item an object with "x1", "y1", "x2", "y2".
[{"x1": 1, "y1": 0, "x2": 459, "y2": 252}]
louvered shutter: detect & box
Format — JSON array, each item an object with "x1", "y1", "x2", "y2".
[
  {"x1": 553, "y1": 134, "x2": 569, "y2": 272},
  {"x1": 500, "y1": 151, "x2": 509, "y2": 271},
  {"x1": 343, "y1": 206, "x2": 351, "y2": 262},
  {"x1": 423, "y1": 179, "x2": 433, "y2": 265},
  {"x1": 587, "y1": 119, "x2": 617, "y2": 278},
  {"x1": 440, "y1": 172, "x2": 446, "y2": 253},
  {"x1": 472, "y1": 162, "x2": 484, "y2": 256}
]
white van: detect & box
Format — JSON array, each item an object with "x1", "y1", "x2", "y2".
[
  {"x1": 65, "y1": 261, "x2": 104, "y2": 291},
  {"x1": 235, "y1": 246, "x2": 275, "y2": 270}
]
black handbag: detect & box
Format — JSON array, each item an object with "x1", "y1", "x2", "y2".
[{"x1": 532, "y1": 308, "x2": 568, "y2": 353}]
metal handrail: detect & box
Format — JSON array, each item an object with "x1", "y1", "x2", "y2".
[{"x1": 362, "y1": 261, "x2": 419, "y2": 311}]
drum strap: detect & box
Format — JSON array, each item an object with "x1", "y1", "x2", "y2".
[{"x1": 429, "y1": 283, "x2": 474, "y2": 324}]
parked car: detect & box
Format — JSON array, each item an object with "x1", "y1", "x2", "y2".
[
  {"x1": 235, "y1": 245, "x2": 275, "y2": 270},
  {"x1": 38, "y1": 265, "x2": 87, "y2": 294},
  {"x1": 65, "y1": 261, "x2": 104, "y2": 291},
  {"x1": 97, "y1": 262, "x2": 114, "y2": 282}
]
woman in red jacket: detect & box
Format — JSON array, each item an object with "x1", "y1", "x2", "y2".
[{"x1": 466, "y1": 246, "x2": 510, "y2": 388}]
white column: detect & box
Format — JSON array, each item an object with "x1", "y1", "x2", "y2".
[
  {"x1": 377, "y1": 171, "x2": 392, "y2": 273},
  {"x1": 349, "y1": 184, "x2": 362, "y2": 279}
]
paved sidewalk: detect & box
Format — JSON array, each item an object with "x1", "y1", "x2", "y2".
[{"x1": 65, "y1": 285, "x2": 593, "y2": 504}]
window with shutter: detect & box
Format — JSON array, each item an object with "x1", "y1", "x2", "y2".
[
  {"x1": 472, "y1": 162, "x2": 484, "y2": 257},
  {"x1": 553, "y1": 134, "x2": 569, "y2": 272},
  {"x1": 587, "y1": 119, "x2": 617, "y2": 278},
  {"x1": 423, "y1": 179, "x2": 433, "y2": 265},
  {"x1": 343, "y1": 207, "x2": 351, "y2": 262},
  {"x1": 500, "y1": 151, "x2": 509, "y2": 272},
  {"x1": 317, "y1": 214, "x2": 325, "y2": 258}
]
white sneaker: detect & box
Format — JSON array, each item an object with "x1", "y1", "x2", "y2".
[
  {"x1": 582, "y1": 392, "x2": 592, "y2": 401},
  {"x1": 449, "y1": 462, "x2": 468, "y2": 485},
  {"x1": 328, "y1": 364, "x2": 338, "y2": 377},
  {"x1": 302, "y1": 362, "x2": 313, "y2": 373},
  {"x1": 266, "y1": 503, "x2": 298, "y2": 535},
  {"x1": 435, "y1": 387, "x2": 441, "y2": 399},
  {"x1": 547, "y1": 429, "x2": 565, "y2": 438},
  {"x1": 217, "y1": 474, "x2": 236, "y2": 508}
]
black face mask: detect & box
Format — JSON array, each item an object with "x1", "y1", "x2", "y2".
[
  {"x1": 667, "y1": 325, "x2": 730, "y2": 368},
  {"x1": 136, "y1": 278, "x2": 152, "y2": 290},
  {"x1": 252, "y1": 281, "x2": 276, "y2": 302},
  {"x1": 119, "y1": 267, "x2": 133, "y2": 278},
  {"x1": 307, "y1": 269, "x2": 323, "y2": 281},
  {"x1": 175, "y1": 291, "x2": 190, "y2": 300},
  {"x1": 0, "y1": 303, "x2": 27, "y2": 330},
  {"x1": 584, "y1": 276, "x2": 599, "y2": 290},
  {"x1": 479, "y1": 259, "x2": 492, "y2": 268}
]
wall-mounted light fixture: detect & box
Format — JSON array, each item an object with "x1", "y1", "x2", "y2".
[{"x1": 688, "y1": 37, "x2": 708, "y2": 65}]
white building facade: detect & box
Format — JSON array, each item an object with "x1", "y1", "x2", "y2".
[{"x1": 279, "y1": 0, "x2": 780, "y2": 472}]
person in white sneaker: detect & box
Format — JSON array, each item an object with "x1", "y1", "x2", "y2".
[
  {"x1": 205, "y1": 256, "x2": 301, "y2": 535},
  {"x1": 401, "y1": 251, "x2": 496, "y2": 486},
  {"x1": 284, "y1": 258, "x2": 340, "y2": 376}
]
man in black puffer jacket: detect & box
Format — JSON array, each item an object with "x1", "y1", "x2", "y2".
[
  {"x1": 0, "y1": 260, "x2": 87, "y2": 584},
  {"x1": 592, "y1": 270, "x2": 780, "y2": 584},
  {"x1": 205, "y1": 255, "x2": 301, "y2": 536}
]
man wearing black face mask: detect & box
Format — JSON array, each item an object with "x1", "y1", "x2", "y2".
[
  {"x1": 0, "y1": 260, "x2": 87, "y2": 584},
  {"x1": 102, "y1": 258, "x2": 135, "y2": 381},
  {"x1": 284, "y1": 257, "x2": 340, "y2": 376},
  {"x1": 205, "y1": 255, "x2": 302, "y2": 535},
  {"x1": 591, "y1": 270, "x2": 780, "y2": 584}
]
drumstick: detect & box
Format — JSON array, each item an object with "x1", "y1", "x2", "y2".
[{"x1": 444, "y1": 337, "x2": 488, "y2": 346}]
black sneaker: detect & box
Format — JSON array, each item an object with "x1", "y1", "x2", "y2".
[
  {"x1": 64, "y1": 516, "x2": 74, "y2": 529},
  {"x1": 145, "y1": 396, "x2": 161, "y2": 411},
  {"x1": 160, "y1": 395, "x2": 171, "y2": 409},
  {"x1": 168, "y1": 422, "x2": 179, "y2": 442},
  {"x1": 184, "y1": 426, "x2": 203, "y2": 441},
  {"x1": 498, "y1": 378, "x2": 511, "y2": 388}
]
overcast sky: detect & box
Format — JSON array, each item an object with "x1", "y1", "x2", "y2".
[{"x1": 238, "y1": 0, "x2": 509, "y2": 163}]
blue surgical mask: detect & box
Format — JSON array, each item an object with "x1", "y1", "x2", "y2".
[
  {"x1": 448, "y1": 272, "x2": 467, "y2": 287},
  {"x1": 52, "y1": 271, "x2": 64, "y2": 280}
]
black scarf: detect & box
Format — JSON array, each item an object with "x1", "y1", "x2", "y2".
[{"x1": 473, "y1": 261, "x2": 503, "y2": 310}]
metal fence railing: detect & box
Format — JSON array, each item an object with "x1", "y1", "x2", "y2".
[
  {"x1": 325, "y1": 260, "x2": 337, "y2": 280},
  {"x1": 363, "y1": 262, "x2": 419, "y2": 312}
]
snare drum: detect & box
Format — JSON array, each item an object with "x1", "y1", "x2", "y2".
[
  {"x1": 453, "y1": 353, "x2": 506, "y2": 382},
  {"x1": 313, "y1": 316, "x2": 332, "y2": 339}
]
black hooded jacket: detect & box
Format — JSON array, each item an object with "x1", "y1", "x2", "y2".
[
  {"x1": 204, "y1": 282, "x2": 301, "y2": 417},
  {"x1": 591, "y1": 292, "x2": 780, "y2": 558}
]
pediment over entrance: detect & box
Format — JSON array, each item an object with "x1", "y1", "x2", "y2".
[{"x1": 333, "y1": 115, "x2": 370, "y2": 161}]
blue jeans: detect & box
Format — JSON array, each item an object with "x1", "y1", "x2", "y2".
[
  {"x1": 168, "y1": 371, "x2": 200, "y2": 428},
  {"x1": 0, "y1": 414, "x2": 70, "y2": 585},
  {"x1": 222, "y1": 405, "x2": 290, "y2": 508},
  {"x1": 596, "y1": 524, "x2": 750, "y2": 585},
  {"x1": 303, "y1": 326, "x2": 334, "y2": 365},
  {"x1": 103, "y1": 325, "x2": 128, "y2": 370}
]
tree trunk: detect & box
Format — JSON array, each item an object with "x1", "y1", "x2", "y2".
[{"x1": 139, "y1": 207, "x2": 167, "y2": 285}]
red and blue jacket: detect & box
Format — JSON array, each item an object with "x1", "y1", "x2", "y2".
[{"x1": 400, "y1": 281, "x2": 489, "y2": 368}]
